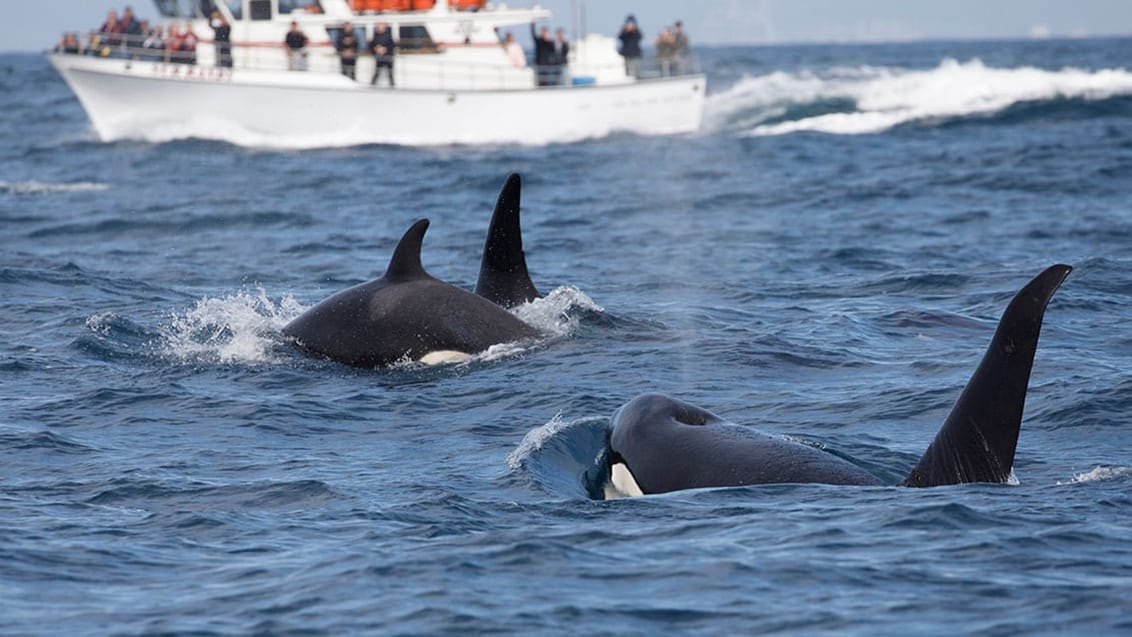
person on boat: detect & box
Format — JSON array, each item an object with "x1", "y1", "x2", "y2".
[
  {"x1": 553, "y1": 28, "x2": 569, "y2": 66},
  {"x1": 617, "y1": 15, "x2": 643, "y2": 78},
  {"x1": 369, "y1": 22, "x2": 395, "y2": 86},
  {"x1": 210, "y1": 11, "x2": 232, "y2": 68},
  {"x1": 655, "y1": 27, "x2": 674, "y2": 76},
  {"x1": 164, "y1": 23, "x2": 181, "y2": 62},
  {"x1": 57, "y1": 32, "x2": 82, "y2": 55},
  {"x1": 336, "y1": 21, "x2": 359, "y2": 80},
  {"x1": 530, "y1": 24, "x2": 554, "y2": 86},
  {"x1": 120, "y1": 5, "x2": 143, "y2": 48},
  {"x1": 98, "y1": 10, "x2": 123, "y2": 50},
  {"x1": 502, "y1": 32, "x2": 526, "y2": 68},
  {"x1": 142, "y1": 25, "x2": 165, "y2": 62},
  {"x1": 179, "y1": 23, "x2": 199, "y2": 65},
  {"x1": 671, "y1": 20, "x2": 690, "y2": 75},
  {"x1": 285, "y1": 21, "x2": 310, "y2": 71}
]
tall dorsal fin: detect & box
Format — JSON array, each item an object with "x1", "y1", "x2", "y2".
[
  {"x1": 383, "y1": 218, "x2": 431, "y2": 281},
  {"x1": 475, "y1": 173, "x2": 541, "y2": 308},
  {"x1": 902, "y1": 264, "x2": 1072, "y2": 487}
]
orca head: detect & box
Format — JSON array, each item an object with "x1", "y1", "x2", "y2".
[{"x1": 605, "y1": 394, "x2": 720, "y2": 498}]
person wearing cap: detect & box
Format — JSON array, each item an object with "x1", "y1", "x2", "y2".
[
  {"x1": 671, "y1": 20, "x2": 690, "y2": 75},
  {"x1": 617, "y1": 15, "x2": 643, "y2": 78}
]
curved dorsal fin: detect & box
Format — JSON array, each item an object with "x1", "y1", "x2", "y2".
[
  {"x1": 902, "y1": 264, "x2": 1072, "y2": 487},
  {"x1": 384, "y1": 218, "x2": 431, "y2": 281},
  {"x1": 475, "y1": 173, "x2": 541, "y2": 308}
]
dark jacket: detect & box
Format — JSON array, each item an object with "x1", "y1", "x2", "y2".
[
  {"x1": 285, "y1": 30, "x2": 308, "y2": 51},
  {"x1": 370, "y1": 29, "x2": 395, "y2": 61},
  {"x1": 337, "y1": 29, "x2": 359, "y2": 59},
  {"x1": 552, "y1": 39, "x2": 569, "y2": 65},
  {"x1": 618, "y1": 26, "x2": 642, "y2": 59},
  {"x1": 530, "y1": 24, "x2": 554, "y2": 67}
]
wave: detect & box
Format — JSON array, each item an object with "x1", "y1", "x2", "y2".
[
  {"x1": 704, "y1": 58, "x2": 1132, "y2": 136},
  {"x1": 0, "y1": 180, "x2": 109, "y2": 195},
  {"x1": 507, "y1": 414, "x2": 610, "y2": 500}
]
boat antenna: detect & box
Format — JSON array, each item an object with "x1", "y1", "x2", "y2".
[{"x1": 571, "y1": 0, "x2": 586, "y2": 40}]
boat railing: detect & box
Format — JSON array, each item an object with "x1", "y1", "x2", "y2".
[{"x1": 52, "y1": 30, "x2": 704, "y2": 90}]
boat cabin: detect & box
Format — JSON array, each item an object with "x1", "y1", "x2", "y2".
[{"x1": 63, "y1": 0, "x2": 641, "y2": 91}]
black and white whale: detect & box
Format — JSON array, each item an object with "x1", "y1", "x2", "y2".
[
  {"x1": 606, "y1": 264, "x2": 1072, "y2": 496},
  {"x1": 282, "y1": 174, "x2": 545, "y2": 367},
  {"x1": 282, "y1": 218, "x2": 541, "y2": 367}
]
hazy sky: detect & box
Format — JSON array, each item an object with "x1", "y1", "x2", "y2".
[{"x1": 5, "y1": 0, "x2": 1132, "y2": 52}]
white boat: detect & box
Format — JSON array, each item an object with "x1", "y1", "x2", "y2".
[{"x1": 47, "y1": 0, "x2": 706, "y2": 148}]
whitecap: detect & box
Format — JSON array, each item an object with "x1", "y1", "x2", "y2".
[
  {"x1": 1059, "y1": 466, "x2": 1132, "y2": 485},
  {"x1": 0, "y1": 180, "x2": 110, "y2": 195}
]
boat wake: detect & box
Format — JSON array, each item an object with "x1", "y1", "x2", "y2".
[{"x1": 705, "y1": 58, "x2": 1132, "y2": 136}]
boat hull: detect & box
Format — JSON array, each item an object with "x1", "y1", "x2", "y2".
[{"x1": 47, "y1": 54, "x2": 705, "y2": 148}]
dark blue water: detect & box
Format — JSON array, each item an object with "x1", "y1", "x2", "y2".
[{"x1": 3, "y1": 38, "x2": 1132, "y2": 634}]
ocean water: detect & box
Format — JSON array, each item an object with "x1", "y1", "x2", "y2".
[{"x1": 3, "y1": 37, "x2": 1132, "y2": 634}]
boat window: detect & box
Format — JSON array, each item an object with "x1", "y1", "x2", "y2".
[
  {"x1": 326, "y1": 25, "x2": 365, "y2": 45},
  {"x1": 249, "y1": 0, "x2": 271, "y2": 20},
  {"x1": 398, "y1": 25, "x2": 436, "y2": 52},
  {"x1": 223, "y1": 0, "x2": 242, "y2": 20},
  {"x1": 154, "y1": 0, "x2": 214, "y2": 17},
  {"x1": 279, "y1": 0, "x2": 324, "y2": 14}
]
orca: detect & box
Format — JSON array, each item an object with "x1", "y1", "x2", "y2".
[
  {"x1": 475, "y1": 173, "x2": 541, "y2": 308},
  {"x1": 606, "y1": 264, "x2": 1072, "y2": 497},
  {"x1": 281, "y1": 218, "x2": 540, "y2": 368}
]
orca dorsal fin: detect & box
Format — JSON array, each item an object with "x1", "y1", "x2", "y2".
[
  {"x1": 383, "y1": 219, "x2": 431, "y2": 282},
  {"x1": 474, "y1": 173, "x2": 541, "y2": 308},
  {"x1": 902, "y1": 264, "x2": 1072, "y2": 487}
]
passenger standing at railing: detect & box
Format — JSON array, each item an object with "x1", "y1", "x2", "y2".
[
  {"x1": 336, "y1": 21, "x2": 359, "y2": 80},
  {"x1": 98, "y1": 10, "x2": 123, "y2": 49},
  {"x1": 56, "y1": 32, "x2": 82, "y2": 54},
  {"x1": 671, "y1": 21, "x2": 690, "y2": 75},
  {"x1": 210, "y1": 11, "x2": 233, "y2": 68},
  {"x1": 121, "y1": 6, "x2": 142, "y2": 39},
  {"x1": 552, "y1": 28, "x2": 569, "y2": 65},
  {"x1": 142, "y1": 25, "x2": 165, "y2": 62},
  {"x1": 166, "y1": 23, "x2": 181, "y2": 62},
  {"x1": 542, "y1": 27, "x2": 568, "y2": 85},
  {"x1": 180, "y1": 23, "x2": 199, "y2": 65},
  {"x1": 502, "y1": 32, "x2": 526, "y2": 68},
  {"x1": 617, "y1": 15, "x2": 643, "y2": 78},
  {"x1": 285, "y1": 21, "x2": 310, "y2": 71},
  {"x1": 530, "y1": 24, "x2": 554, "y2": 86},
  {"x1": 655, "y1": 27, "x2": 674, "y2": 76},
  {"x1": 370, "y1": 22, "x2": 395, "y2": 86}
]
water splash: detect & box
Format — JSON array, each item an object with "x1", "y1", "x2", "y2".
[
  {"x1": 704, "y1": 58, "x2": 1132, "y2": 136},
  {"x1": 158, "y1": 288, "x2": 305, "y2": 365},
  {"x1": 512, "y1": 285, "x2": 603, "y2": 337},
  {"x1": 442, "y1": 285, "x2": 603, "y2": 367}
]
